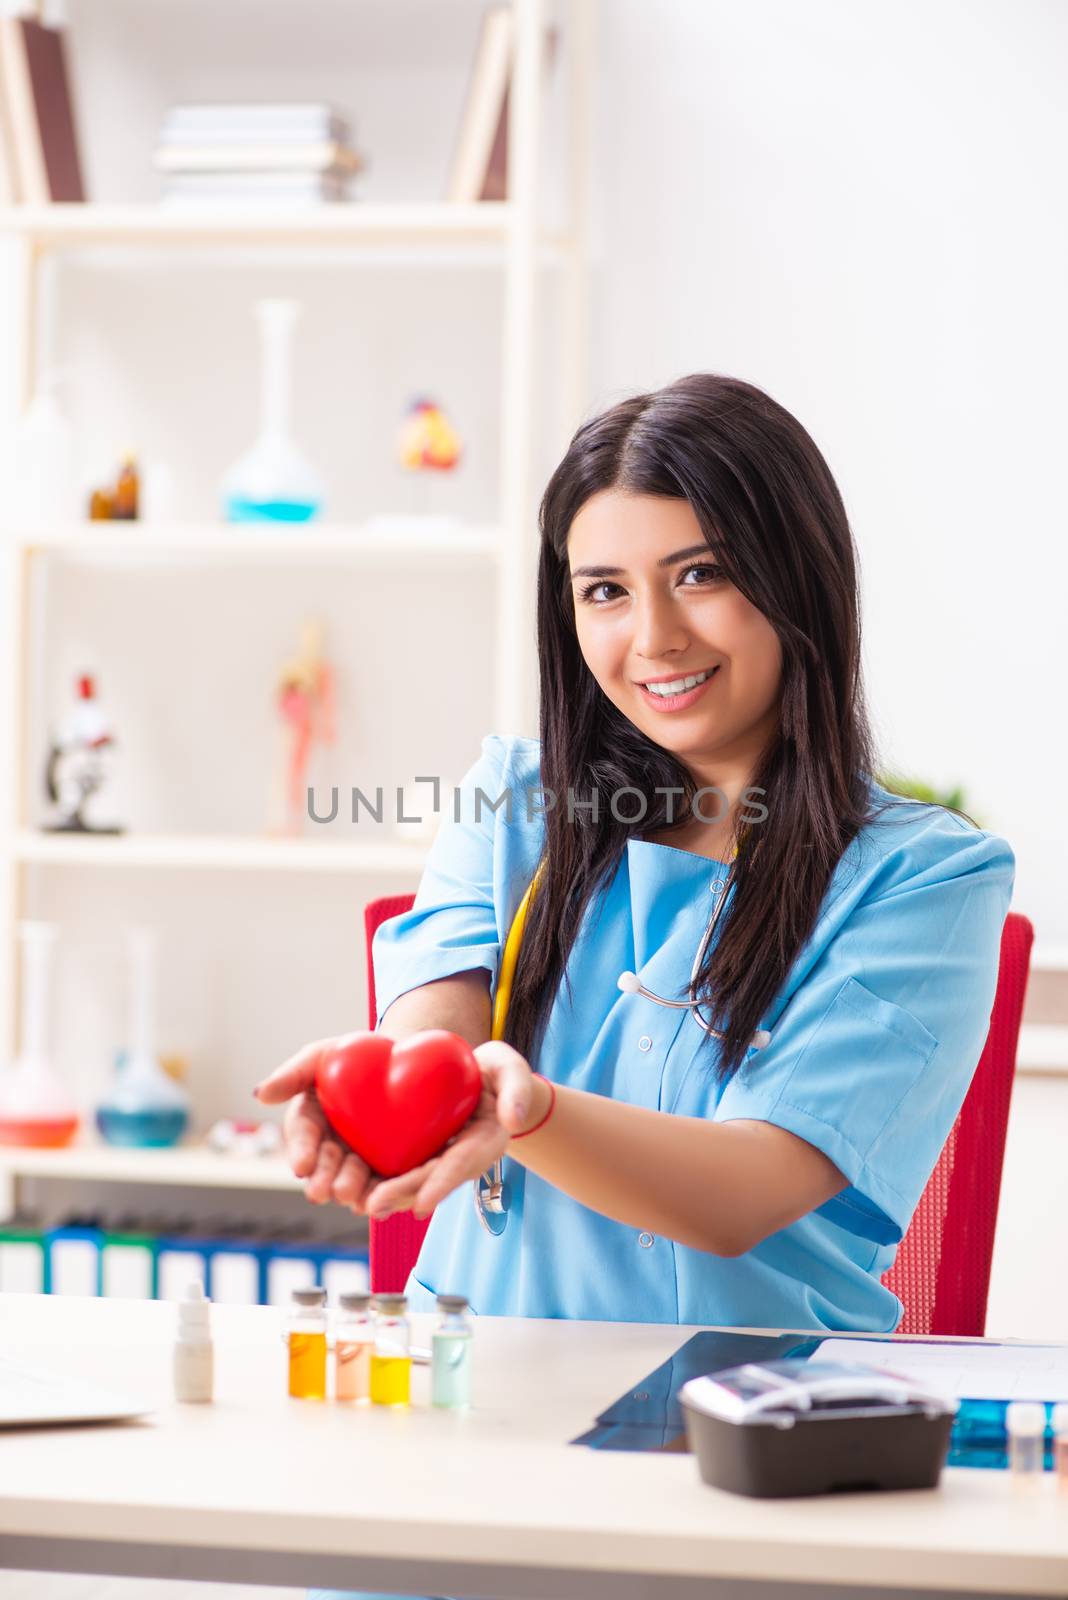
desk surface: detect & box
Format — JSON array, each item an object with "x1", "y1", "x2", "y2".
[{"x1": 1, "y1": 1294, "x2": 1066, "y2": 1600}]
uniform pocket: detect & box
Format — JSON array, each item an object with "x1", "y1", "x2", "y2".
[
  {"x1": 774, "y1": 975, "x2": 939, "y2": 1162},
  {"x1": 834, "y1": 976, "x2": 938, "y2": 1062}
]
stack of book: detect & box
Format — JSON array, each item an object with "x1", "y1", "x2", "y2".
[{"x1": 155, "y1": 103, "x2": 363, "y2": 208}]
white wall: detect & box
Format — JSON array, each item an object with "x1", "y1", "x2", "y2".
[
  {"x1": 587, "y1": 0, "x2": 1067, "y2": 948},
  {"x1": 986, "y1": 1073, "x2": 1068, "y2": 1340}
]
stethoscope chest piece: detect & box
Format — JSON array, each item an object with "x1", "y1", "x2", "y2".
[{"x1": 474, "y1": 1159, "x2": 509, "y2": 1235}]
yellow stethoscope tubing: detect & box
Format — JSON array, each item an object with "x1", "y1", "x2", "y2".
[
  {"x1": 491, "y1": 860, "x2": 545, "y2": 1041},
  {"x1": 475, "y1": 859, "x2": 546, "y2": 1233}
]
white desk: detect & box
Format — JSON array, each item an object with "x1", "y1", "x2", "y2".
[{"x1": 0, "y1": 1294, "x2": 1066, "y2": 1600}]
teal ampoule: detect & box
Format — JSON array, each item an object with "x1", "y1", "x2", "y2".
[{"x1": 431, "y1": 1294, "x2": 472, "y2": 1409}]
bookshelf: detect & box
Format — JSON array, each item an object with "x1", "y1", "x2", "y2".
[
  {"x1": 12, "y1": 520, "x2": 502, "y2": 564},
  {"x1": 0, "y1": 200, "x2": 518, "y2": 249},
  {"x1": 0, "y1": 0, "x2": 595, "y2": 1203},
  {"x1": 0, "y1": 1139, "x2": 305, "y2": 1242},
  {"x1": 12, "y1": 831, "x2": 431, "y2": 874},
  {"x1": 0, "y1": 1140, "x2": 300, "y2": 1197}
]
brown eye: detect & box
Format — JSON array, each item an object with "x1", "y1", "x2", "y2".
[{"x1": 578, "y1": 580, "x2": 622, "y2": 604}]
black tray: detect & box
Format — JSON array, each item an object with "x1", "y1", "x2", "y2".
[{"x1": 681, "y1": 1396, "x2": 954, "y2": 1498}]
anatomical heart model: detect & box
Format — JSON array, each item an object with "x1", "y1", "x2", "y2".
[{"x1": 396, "y1": 396, "x2": 463, "y2": 472}]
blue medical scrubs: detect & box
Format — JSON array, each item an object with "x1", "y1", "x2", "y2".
[
  {"x1": 373, "y1": 733, "x2": 1015, "y2": 1332},
  {"x1": 311, "y1": 732, "x2": 1014, "y2": 1600}
]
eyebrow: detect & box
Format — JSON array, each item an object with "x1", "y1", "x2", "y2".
[{"x1": 569, "y1": 544, "x2": 718, "y2": 580}]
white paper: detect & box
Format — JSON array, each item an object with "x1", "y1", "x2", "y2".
[{"x1": 814, "y1": 1339, "x2": 1068, "y2": 1402}]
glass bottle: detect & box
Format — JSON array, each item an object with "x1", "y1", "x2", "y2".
[
  {"x1": 174, "y1": 1280, "x2": 214, "y2": 1403},
  {"x1": 369, "y1": 1294, "x2": 411, "y2": 1408},
  {"x1": 15, "y1": 375, "x2": 75, "y2": 527},
  {"x1": 1006, "y1": 1401, "x2": 1046, "y2": 1486},
  {"x1": 286, "y1": 1286, "x2": 327, "y2": 1399},
  {"x1": 334, "y1": 1290, "x2": 373, "y2": 1402},
  {"x1": 95, "y1": 927, "x2": 189, "y2": 1147},
  {"x1": 1052, "y1": 1402, "x2": 1068, "y2": 1492},
  {"x1": 0, "y1": 922, "x2": 79, "y2": 1148},
  {"x1": 431, "y1": 1294, "x2": 472, "y2": 1409},
  {"x1": 221, "y1": 299, "x2": 324, "y2": 524},
  {"x1": 113, "y1": 453, "x2": 139, "y2": 520}
]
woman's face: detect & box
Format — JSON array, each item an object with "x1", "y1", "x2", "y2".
[{"x1": 566, "y1": 490, "x2": 782, "y2": 788}]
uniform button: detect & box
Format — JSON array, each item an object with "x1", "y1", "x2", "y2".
[
  {"x1": 638, "y1": 1231, "x2": 655, "y2": 1249},
  {"x1": 637, "y1": 1034, "x2": 652, "y2": 1052},
  {"x1": 710, "y1": 879, "x2": 725, "y2": 894}
]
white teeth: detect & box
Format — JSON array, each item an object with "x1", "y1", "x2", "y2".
[{"x1": 645, "y1": 668, "x2": 715, "y2": 697}]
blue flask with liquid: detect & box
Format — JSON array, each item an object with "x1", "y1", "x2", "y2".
[
  {"x1": 221, "y1": 300, "x2": 324, "y2": 524},
  {"x1": 95, "y1": 1051, "x2": 189, "y2": 1147},
  {"x1": 95, "y1": 928, "x2": 189, "y2": 1148}
]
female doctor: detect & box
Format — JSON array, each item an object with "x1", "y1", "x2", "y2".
[{"x1": 256, "y1": 371, "x2": 1015, "y2": 1336}]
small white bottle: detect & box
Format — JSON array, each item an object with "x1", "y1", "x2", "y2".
[
  {"x1": 174, "y1": 1280, "x2": 214, "y2": 1403},
  {"x1": 1006, "y1": 1400, "x2": 1046, "y2": 1486}
]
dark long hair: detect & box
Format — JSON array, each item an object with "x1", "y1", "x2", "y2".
[{"x1": 502, "y1": 373, "x2": 890, "y2": 1079}]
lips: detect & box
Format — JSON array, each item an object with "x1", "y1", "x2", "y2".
[
  {"x1": 637, "y1": 665, "x2": 720, "y2": 710},
  {"x1": 639, "y1": 667, "x2": 718, "y2": 688},
  {"x1": 641, "y1": 668, "x2": 717, "y2": 696}
]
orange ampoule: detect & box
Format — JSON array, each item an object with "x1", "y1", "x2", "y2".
[{"x1": 286, "y1": 1287, "x2": 327, "y2": 1399}]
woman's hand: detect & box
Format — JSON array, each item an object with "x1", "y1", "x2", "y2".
[
  {"x1": 253, "y1": 1037, "x2": 536, "y2": 1218},
  {"x1": 362, "y1": 1041, "x2": 537, "y2": 1220},
  {"x1": 253, "y1": 1038, "x2": 380, "y2": 1212}
]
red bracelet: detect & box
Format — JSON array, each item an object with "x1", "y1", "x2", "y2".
[{"x1": 511, "y1": 1073, "x2": 556, "y2": 1140}]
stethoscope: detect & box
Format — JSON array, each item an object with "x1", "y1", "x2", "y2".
[
  {"x1": 473, "y1": 858, "x2": 772, "y2": 1236},
  {"x1": 473, "y1": 863, "x2": 539, "y2": 1236}
]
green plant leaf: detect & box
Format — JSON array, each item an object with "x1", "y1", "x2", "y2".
[{"x1": 875, "y1": 771, "x2": 978, "y2": 823}]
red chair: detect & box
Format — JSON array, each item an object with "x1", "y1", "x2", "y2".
[
  {"x1": 365, "y1": 895, "x2": 1034, "y2": 1332},
  {"x1": 364, "y1": 894, "x2": 427, "y2": 1293},
  {"x1": 882, "y1": 910, "x2": 1033, "y2": 1335}
]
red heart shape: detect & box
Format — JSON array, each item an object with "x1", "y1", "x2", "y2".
[{"x1": 315, "y1": 1030, "x2": 482, "y2": 1178}]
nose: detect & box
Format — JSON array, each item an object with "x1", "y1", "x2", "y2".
[{"x1": 633, "y1": 588, "x2": 689, "y2": 663}]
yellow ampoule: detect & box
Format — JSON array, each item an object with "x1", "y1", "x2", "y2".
[{"x1": 369, "y1": 1294, "x2": 411, "y2": 1408}]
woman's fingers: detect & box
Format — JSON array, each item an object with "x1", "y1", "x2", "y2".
[
  {"x1": 331, "y1": 1150, "x2": 375, "y2": 1211},
  {"x1": 412, "y1": 1149, "x2": 483, "y2": 1216},
  {"x1": 412, "y1": 1121, "x2": 508, "y2": 1215},
  {"x1": 304, "y1": 1137, "x2": 346, "y2": 1204},
  {"x1": 282, "y1": 1092, "x2": 332, "y2": 1179},
  {"x1": 365, "y1": 1159, "x2": 438, "y2": 1219},
  {"x1": 473, "y1": 1040, "x2": 535, "y2": 1131},
  {"x1": 253, "y1": 1037, "x2": 333, "y2": 1106}
]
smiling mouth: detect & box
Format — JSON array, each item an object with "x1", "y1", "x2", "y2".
[{"x1": 639, "y1": 666, "x2": 718, "y2": 698}]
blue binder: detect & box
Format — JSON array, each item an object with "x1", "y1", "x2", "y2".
[{"x1": 45, "y1": 1223, "x2": 102, "y2": 1297}]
